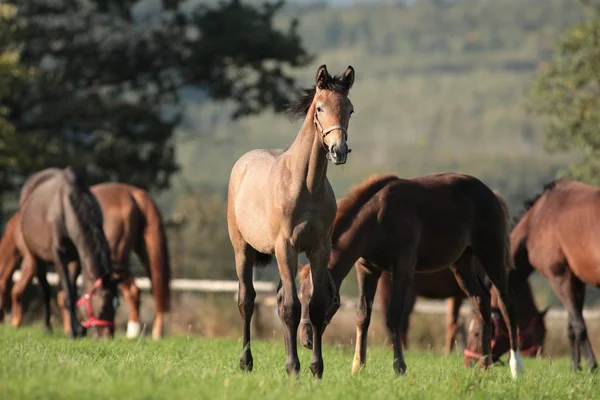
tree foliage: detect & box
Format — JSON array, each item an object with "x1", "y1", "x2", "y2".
[
  {"x1": 3, "y1": 0, "x2": 311, "y2": 191},
  {"x1": 526, "y1": 1, "x2": 600, "y2": 184}
]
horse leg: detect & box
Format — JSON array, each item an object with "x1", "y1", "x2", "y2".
[
  {"x1": 56, "y1": 289, "x2": 71, "y2": 335},
  {"x1": 0, "y1": 253, "x2": 21, "y2": 323},
  {"x1": 451, "y1": 252, "x2": 492, "y2": 370},
  {"x1": 10, "y1": 254, "x2": 35, "y2": 328},
  {"x1": 351, "y1": 259, "x2": 381, "y2": 374},
  {"x1": 119, "y1": 275, "x2": 142, "y2": 339},
  {"x1": 54, "y1": 255, "x2": 79, "y2": 339},
  {"x1": 35, "y1": 263, "x2": 52, "y2": 333},
  {"x1": 377, "y1": 272, "x2": 393, "y2": 346},
  {"x1": 400, "y1": 286, "x2": 417, "y2": 350},
  {"x1": 386, "y1": 256, "x2": 416, "y2": 375},
  {"x1": 275, "y1": 240, "x2": 301, "y2": 376},
  {"x1": 234, "y1": 245, "x2": 257, "y2": 372},
  {"x1": 445, "y1": 297, "x2": 462, "y2": 355},
  {"x1": 549, "y1": 273, "x2": 597, "y2": 371}
]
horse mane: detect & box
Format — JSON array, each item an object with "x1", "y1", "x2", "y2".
[
  {"x1": 65, "y1": 170, "x2": 112, "y2": 279},
  {"x1": 284, "y1": 73, "x2": 352, "y2": 121},
  {"x1": 332, "y1": 174, "x2": 399, "y2": 246}
]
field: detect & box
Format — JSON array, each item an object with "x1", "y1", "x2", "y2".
[{"x1": 1, "y1": 326, "x2": 599, "y2": 400}]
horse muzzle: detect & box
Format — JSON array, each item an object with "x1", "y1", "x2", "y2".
[{"x1": 327, "y1": 143, "x2": 350, "y2": 165}]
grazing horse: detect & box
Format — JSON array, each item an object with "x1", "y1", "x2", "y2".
[
  {"x1": 15, "y1": 167, "x2": 117, "y2": 338},
  {"x1": 298, "y1": 173, "x2": 524, "y2": 378},
  {"x1": 0, "y1": 212, "x2": 20, "y2": 324},
  {"x1": 467, "y1": 179, "x2": 599, "y2": 371},
  {"x1": 0, "y1": 182, "x2": 171, "y2": 341},
  {"x1": 227, "y1": 64, "x2": 355, "y2": 378},
  {"x1": 464, "y1": 278, "x2": 548, "y2": 364}
]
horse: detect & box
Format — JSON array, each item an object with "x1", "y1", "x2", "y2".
[
  {"x1": 14, "y1": 167, "x2": 118, "y2": 338},
  {"x1": 0, "y1": 182, "x2": 171, "y2": 341},
  {"x1": 466, "y1": 179, "x2": 600, "y2": 371},
  {"x1": 464, "y1": 277, "x2": 548, "y2": 365},
  {"x1": 298, "y1": 173, "x2": 524, "y2": 378},
  {"x1": 227, "y1": 64, "x2": 355, "y2": 378}
]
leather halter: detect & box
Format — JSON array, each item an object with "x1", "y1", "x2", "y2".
[
  {"x1": 300, "y1": 269, "x2": 340, "y2": 326},
  {"x1": 76, "y1": 277, "x2": 114, "y2": 328},
  {"x1": 313, "y1": 111, "x2": 348, "y2": 152}
]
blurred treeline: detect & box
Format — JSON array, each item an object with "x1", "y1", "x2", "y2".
[{"x1": 2, "y1": 0, "x2": 598, "y2": 307}]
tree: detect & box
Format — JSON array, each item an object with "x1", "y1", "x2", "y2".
[
  {"x1": 3, "y1": 0, "x2": 311, "y2": 192},
  {"x1": 526, "y1": 1, "x2": 600, "y2": 184}
]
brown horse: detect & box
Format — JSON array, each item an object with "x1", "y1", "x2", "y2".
[
  {"x1": 0, "y1": 182, "x2": 171, "y2": 340},
  {"x1": 464, "y1": 278, "x2": 548, "y2": 364},
  {"x1": 14, "y1": 167, "x2": 117, "y2": 338},
  {"x1": 298, "y1": 173, "x2": 524, "y2": 378},
  {"x1": 467, "y1": 179, "x2": 599, "y2": 371},
  {"x1": 227, "y1": 64, "x2": 355, "y2": 378}
]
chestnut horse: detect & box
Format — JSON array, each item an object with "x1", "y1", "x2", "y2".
[
  {"x1": 0, "y1": 182, "x2": 171, "y2": 340},
  {"x1": 227, "y1": 65, "x2": 354, "y2": 378},
  {"x1": 298, "y1": 173, "x2": 524, "y2": 378},
  {"x1": 464, "y1": 277, "x2": 548, "y2": 364},
  {"x1": 467, "y1": 179, "x2": 599, "y2": 371},
  {"x1": 14, "y1": 167, "x2": 117, "y2": 338}
]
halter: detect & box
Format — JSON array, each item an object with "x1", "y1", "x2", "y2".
[
  {"x1": 463, "y1": 313, "x2": 542, "y2": 361},
  {"x1": 76, "y1": 277, "x2": 115, "y2": 328},
  {"x1": 300, "y1": 269, "x2": 340, "y2": 326},
  {"x1": 313, "y1": 111, "x2": 348, "y2": 153}
]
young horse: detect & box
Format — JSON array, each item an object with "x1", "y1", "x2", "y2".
[
  {"x1": 464, "y1": 278, "x2": 548, "y2": 365},
  {"x1": 15, "y1": 167, "x2": 117, "y2": 338},
  {"x1": 227, "y1": 64, "x2": 355, "y2": 378},
  {"x1": 1, "y1": 182, "x2": 171, "y2": 340},
  {"x1": 473, "y1": 179, "x2": 599, "y2": 371},
  {"x1": 298, "y1": 173, "x2": 524, "y2": 378},
  {"x1": 377, "y1": 269, "x2": 470, "y2": 355}
]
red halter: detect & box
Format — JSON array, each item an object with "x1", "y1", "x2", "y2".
[{"x1": 76, "y1": 278, "x2": 114, "y2": 328}]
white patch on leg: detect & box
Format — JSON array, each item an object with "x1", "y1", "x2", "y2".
[
  {"x1": 509, "y1": 349, "x2": 524, "y2": 378},
  {"x1": 126, "y1": 320, "x2": 141, "y2": 339}
]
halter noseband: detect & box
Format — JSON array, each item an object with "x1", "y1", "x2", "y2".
[{"x1": 76, "y1": 277, "x2": 115, "y2": 328}]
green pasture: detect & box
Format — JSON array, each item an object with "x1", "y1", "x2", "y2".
[{"x1": 0, "y1": 326, "x2": 598, "y2": 400}]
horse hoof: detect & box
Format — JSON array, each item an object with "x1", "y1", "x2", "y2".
[
  {"x1": 309, "y1": 362, "x2": 323, "y2": 379},
  {"x1": 588, "y1": 363, "x2": 598, "y2": 373},
  {"x1": 240, "y1": 353, "x2": 254, "y2": 372},
  {"x1": 393, "y1": 359, "x2": 407, "y2": 375},
  {"x1": 351, "y1": 357, "x2": 365, "y2": 375}
]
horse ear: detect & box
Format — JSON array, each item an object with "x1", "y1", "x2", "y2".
[
  {"x1": 342, "y1": 65, "x2": 355, "y2": 91},
  {"x1": 315, "y1": 64, "x2": 330, "y2": 90}
]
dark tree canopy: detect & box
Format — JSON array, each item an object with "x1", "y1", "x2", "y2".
[{"x1": 3, "y1": 0, "x2": 311, "y2": 191}]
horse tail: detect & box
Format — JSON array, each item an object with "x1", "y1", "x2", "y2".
[
  {"x1": 130, "y1": 188, "x2": 171, "y2": 313},
  {"x1": 495, "y1": 193, "x2": 515, "y2": 273}
]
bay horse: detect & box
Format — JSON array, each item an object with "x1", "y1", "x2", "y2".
[
  {"x1": 464, "y1": 278, "x2": 548, "y2": 365},
  {"x1": 298, "y1": 173, "x2": 524, "y2": 378},
  {"x1": 15, "y1": 167, "x2": 118, "y2": 338},
  {"x1": 466, "y1": 179, "x2": 599, "y2": 371},
  {"x1": 0, "y1": 182, "x2": 171, "y2": 341},
  {"x1": 227, "y1": 64, "x2": 355, "y2": 378}
]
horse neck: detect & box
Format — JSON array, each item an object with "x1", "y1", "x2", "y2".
[
  {"x1": 328, "y1": 220, "x2": 372, "y2": 289},
  {"x1": 286, "y1": 104, "x2": 328, "y2": 193}
]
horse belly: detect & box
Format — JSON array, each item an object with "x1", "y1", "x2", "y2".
[{"x1": 233, "y1": 196, "x2": 274, "y2": 254}]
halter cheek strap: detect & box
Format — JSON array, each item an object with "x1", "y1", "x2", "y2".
[
  {"x1": 313, "y1": 112, "x2": 348, "y2": 150},
  {"x1": 76, "y1": 278, "x2": 115, "y2": 328}
]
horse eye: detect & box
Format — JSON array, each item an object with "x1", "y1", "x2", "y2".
[
  {"x1": 317, "y1": 106, "x2": 323, "y2": 113},
  {"x1": 350, "y1": 110, "x2": 354, "y2": 115}
]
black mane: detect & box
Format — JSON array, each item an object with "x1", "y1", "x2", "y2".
[
  {"x1": 512, "y1": 179, "x2": 563, "y2": 226},
  {"x1": 284, "y1": 74, "x2": 351, "y2": 121}
]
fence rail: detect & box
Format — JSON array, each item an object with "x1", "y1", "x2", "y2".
[{"x1": 13, "y1": 271, "x2": 600, "y2": 320}]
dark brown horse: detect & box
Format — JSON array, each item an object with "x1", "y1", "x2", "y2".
[
  {"x1": 227, "y1": 65, "x2": 354, "y2": 378},
  {"x1": 464, "y1": 278, "x2": 548, "y2": 364},
  {"x1": 467, "y1": 179, "x2": 599, "y2": 371},
  {"x1": 0, "y1": 182, "x2": 171, "y2": 340},
  {"x1": 14, "y1": 167, "x2": 117, "y2": 338},
  {"x1": 298, "y1": 173, "x2": 524, "y2": 378}
]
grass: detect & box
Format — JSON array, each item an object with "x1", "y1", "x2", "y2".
[{"x1": 0, "y1": 326, "x2": 598, "y2": 400}]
